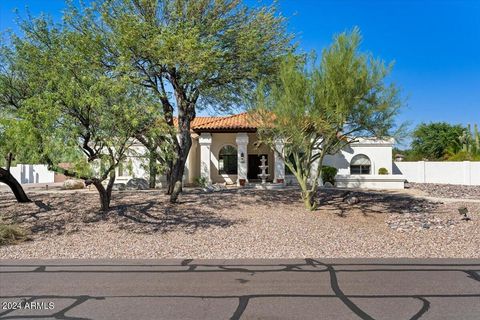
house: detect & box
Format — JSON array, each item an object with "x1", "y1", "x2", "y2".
[{"x1": 120, "y1": 112, "x2": 406, "y2": 189}]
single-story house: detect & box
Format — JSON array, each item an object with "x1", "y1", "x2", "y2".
[{"x1": 120, "y1": 112, "x2": 406, "y2": 189}]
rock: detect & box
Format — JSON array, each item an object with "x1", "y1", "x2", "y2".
[
  {"x1": 63, "y1": 179, "x2": 85, "y2": 190},
  {"x1": 202, "y1": 186, "x2": 214, "y2": 193},
  {"x1": 323, "y1": 182, "x2": 334, "y2": 188},
  {"x1": 112, "y1": 183, "x2": 126, "y2": 191},
  {"x1": 126, "y1": 178, "x2": 149, "y2": 190},
  {"x1": 346, "y1": 196, "x2": 359, "y2": 205}
]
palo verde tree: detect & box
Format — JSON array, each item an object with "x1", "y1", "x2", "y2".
[
  {"x1": 4, "y1": 16, "x2": 153, "y2": 211},
  {"x1": 72, "y1": 0, "x2": 293, "y2": 203},
  {"x1": 254, "y1": 28, "x2": 402, "y2": 210}
]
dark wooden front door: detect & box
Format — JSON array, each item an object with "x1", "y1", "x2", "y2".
[{"x1": 248, "y1": 154, "x2": 268, "y2": 180}]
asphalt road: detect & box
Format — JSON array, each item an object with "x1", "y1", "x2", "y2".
[{"x1": 0, "y1": 259, "x2": 479, "y2": 320}]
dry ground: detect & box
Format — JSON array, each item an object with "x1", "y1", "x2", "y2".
[{"x1": 0, "y1": 186, "x2": 479, "y2": 259}]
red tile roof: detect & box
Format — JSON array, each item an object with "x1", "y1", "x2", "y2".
[
  {"x1": 193, "y1": 113, "x2": 256, "y2": 131},
  {"x1": 175, "y1": 112, "x2": 257, "y2": 132}
]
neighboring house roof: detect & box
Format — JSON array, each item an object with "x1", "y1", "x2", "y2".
[{"x1": 175, "y1": 112, "x2": 257, "y2": 133}]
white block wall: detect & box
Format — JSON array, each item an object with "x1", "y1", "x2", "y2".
[{"x1": 394, "y1": 161, "x2": 480, "y2": 186}]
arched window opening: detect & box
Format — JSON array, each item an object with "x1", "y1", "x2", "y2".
[
  {"x1": 219, "y1": 145, "x2": 237, "y2": 174},
  {"x1": 350, "y1": 154, "x2": 371, "y2": 175}
]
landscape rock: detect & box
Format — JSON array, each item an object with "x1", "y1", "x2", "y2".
[
  {"x1": 408, "y1": 182, "x2": 480, "y2": 200},
  {"x1": 112, "y1": 183, "x2": 126, "y2": 191},
  {"x1": 63, "y1": 180, "x2": 85, "y2": 190},
  {"x1": 345, "y1": 196, "x2": 359, "y2": 205},
  {"x1": 126, "y1": 178, "x2": 149, "y2": 190},
  {"x1": 323, "y1": 182, "x2": 334, "y2": 188}
]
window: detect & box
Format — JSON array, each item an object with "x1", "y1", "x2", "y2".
[
  {"x1": 219, "y1": 145, "x2": 237, "y2": 174},
  {"x1": 350, "y1": 154, "x2": 371, "y2": 175}
]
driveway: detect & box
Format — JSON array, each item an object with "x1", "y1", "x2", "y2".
[{"x1": 0, "y1": 259, "x2": 479, "y2": 319}]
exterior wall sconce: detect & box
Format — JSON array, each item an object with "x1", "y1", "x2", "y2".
[{"x1": 240, "y1": 152, "x2": 245, "y2": 163}]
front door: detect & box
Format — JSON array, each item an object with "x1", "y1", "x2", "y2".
[{"x1": 247, "y1": 154, "x2": 269, "y2": 180}]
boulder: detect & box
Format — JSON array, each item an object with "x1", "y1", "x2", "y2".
[
  {"x1": 112, "y1": 183, "x2": 126, "y2": 191},
  {"x1": 323, "y1": 182, "x2": 334, "y2": 188},
  {"x1": 126, "y1": 178, "x2": 149, "y2": 190},
  {"x1": 63, "y1": 179, "x2": 85, "y2": 190},
  {"x1": 345, "y1": 196, "x2": 359, "y2": 205}
]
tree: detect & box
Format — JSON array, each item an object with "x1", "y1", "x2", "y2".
[
  {"x1": 74, "y1": 0, "x2": 293, "y2": 203},
  {"x1": 253, "y1": 29, "x2": 402, "y2": 210},
  {"x1": 0, "y1": 40, "x2": 36, "y2": 203},
  {"x1": 2, "y1": 17, "x2": 152, "y2": 211},
  {"x1": 411, "y1": 122, "x2": 464, "y2": 160}
]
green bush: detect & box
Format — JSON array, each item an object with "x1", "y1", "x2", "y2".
[
  {"x1": 0, "y1": 224, "x2": 26, "y2": 246},
  {"x1": 446, "y1": 150, "x2": 480, "y2": 161},
  {"x1": 321, "y1": 166, "x2": 338, "y2": 185},
  {"x1": 378, "y1": 167, "x2": 389, "y2": 175},
  {"x1": 194, "y1": 176, "x2": 208, "y2": 188}
]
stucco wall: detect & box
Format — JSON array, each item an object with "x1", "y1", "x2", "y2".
[
  {"x1": 8, "y1": 164, "x2": 55, "y2": 184},
  {"x1": 323, "y1": 140, "x2": 394, "y2": 175},
  {"x1": 394, "y1": 161, "x2": 480, "y2": 185}
]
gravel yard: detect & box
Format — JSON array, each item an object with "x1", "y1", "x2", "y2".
[
  {"x1": 0, "y1": 185, "x2": 479, "y2": 259},
  {"x1": 408, "y1": 182, "x2": 480, "y2": 200}
]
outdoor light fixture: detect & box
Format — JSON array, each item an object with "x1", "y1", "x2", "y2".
[{"x1": 240, "y1": 152, "x2": 245, "y2": 163}]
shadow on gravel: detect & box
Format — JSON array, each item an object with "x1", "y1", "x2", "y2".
[
  {"x1": 111, "y1": 200, "x2": 242, "y2": 234},
  {"x1": 0, "y1": 186, "x2": 444, "y2": 237},
  {"x1": 316, "y1": 189, "x2": 441, "y2": 217},
  {"x1": 0, "y1": 190, "x2": 245, "y2": 236}
]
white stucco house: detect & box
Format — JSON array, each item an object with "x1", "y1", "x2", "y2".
[{"x1": 119, "y1": 112, "x2": 406, "y2": 189}]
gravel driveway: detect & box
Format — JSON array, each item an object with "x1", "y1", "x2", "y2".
[{"x1": 0, "y1": 186, "x2": 479, "y2": 259}]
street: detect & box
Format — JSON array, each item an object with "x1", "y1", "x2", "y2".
[{"x1": 1, "y1": 259, "x2": 479, "y2": 319}]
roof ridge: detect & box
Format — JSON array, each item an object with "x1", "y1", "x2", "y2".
[{"x1": 194, "y1": 112, "x2": 248, "y2": 127}]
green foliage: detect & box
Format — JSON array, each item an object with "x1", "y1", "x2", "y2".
[
  {"x1": 458, "y1": 123, "x2": 480, "y2": 156},
  {"x1": 254, "y1": 28, "x2": 402, "y2": 210},
  {"x1": 411, "y1": 122, "x2": 464, "y2": 160},
  {"x1": 194, "y1": 176, "x2": 208, "y2": 188},
  {"x1": 0, "y1": 223, "x2": 26, "y2": 246},
  {"x1": 92, "y1": 0, "x2": 294, "y2": 111},
  {"x1": 446, "y1": 150, "x2": 480, "y2": 161},
  {"x1": 378, "y1": 167, "x2": 389, "y2": 175},
  {"x1": 321, "y1": 166, "x2": 338, "y2": 185},
  {"x1": 1, "y1": 16, "x2": 149, "y2": 174},
  {"x1": 0, "y1": 15, "x2": 164, "y2": 209}
]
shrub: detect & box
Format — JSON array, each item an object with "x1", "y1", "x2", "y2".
[
  {"x1": 194, "y1": 176, "x2": 208, "y2": 188},
  {"x1": 0, "y1": 223, "x2": 27, "y2": 246},
  {"x1": 321, "y1": 166, "x2": 338, "y2": 185},
  {"x1": 378, "y1": 167, "x2": 389, "y2": 175}
]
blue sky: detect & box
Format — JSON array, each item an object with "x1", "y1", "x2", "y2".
[{"x1": 1, "y1": 0, "x2": 479, "y2": 147}]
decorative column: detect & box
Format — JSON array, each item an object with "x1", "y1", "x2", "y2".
[
  {"x1": 274, "y1": 138, "x2": 285, "y2": 184},
  {"x1": 199, "y1": 133, "x2": 212, "y2": 185},
  {"x1": 235, "y1": 132, "x2": 249, "y2": 186}
]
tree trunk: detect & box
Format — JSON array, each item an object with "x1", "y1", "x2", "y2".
[
  {"x1": 0, "y1": 167, "x2": 31, "y2": 203},
  {"x1": 301, "y1": 189, "x2": 317, "y2": 211},
  {"x1": 148, "y1": 152, "x2": 157, "y2": 189},
  {"x1": 91, "y1": 173, "x2": 115, "y2": 212},
  {"x1": 167, "y1": 123, "x2": 192, "y2": 203}
]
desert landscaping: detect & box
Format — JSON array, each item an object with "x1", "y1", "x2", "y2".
[{"x1": 0, "y1": 183, "x2": 478, "y2": 259}]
